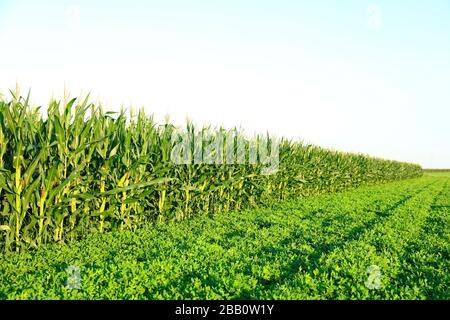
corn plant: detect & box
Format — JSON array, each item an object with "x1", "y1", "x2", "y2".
[{"x1": 0, "y1": 89, "x2": 423, "y2": 252}]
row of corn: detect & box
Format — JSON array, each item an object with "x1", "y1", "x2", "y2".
[{"x1": 0, "y1": 90, "x2": 422, "y2": 252}]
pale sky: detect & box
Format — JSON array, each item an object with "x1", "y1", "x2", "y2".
[{"x1": 0, "y1": 0, "x2": 449, "y2": 168}]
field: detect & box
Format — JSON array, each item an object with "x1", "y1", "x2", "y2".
[
  {"x1": 0, "y1": 93, "x2": 447, "y2": 300},
  {"x1": 1, "y1": 0, "x2": 449, "y2": 305},
  {"x1": 0, "y1": 93, "x2": 421, "y2": 253},
  {"x1": 1, "y1": 172, "x2": 448, "y2": 300}
]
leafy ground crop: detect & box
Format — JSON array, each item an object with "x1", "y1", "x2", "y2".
[{"x1": 0, "y1": 173, "x2": 448, "y2": 300}]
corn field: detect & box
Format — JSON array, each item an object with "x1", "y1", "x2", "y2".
[{"x1": 0, "y1": 90, "x2": 422, "y2": 252}]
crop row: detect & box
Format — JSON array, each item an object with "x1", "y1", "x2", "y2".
[{"x1": 0, "y1": 90, "x2": 422, "y2": 252}]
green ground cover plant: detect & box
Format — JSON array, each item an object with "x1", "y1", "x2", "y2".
[{"x1": 0, "y1": 173, "x2": 447, "y2": 299}]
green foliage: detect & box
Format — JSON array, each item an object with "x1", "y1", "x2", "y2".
[
  {"x1": 0, "y1": 173, "x2": 448, "y2": 300},
  {"x1": 0, "y1": 90, "x2": 422, "y2": 252}
]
